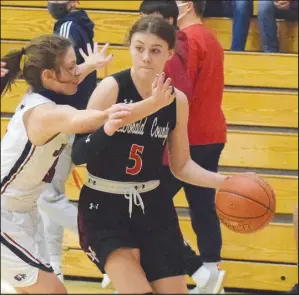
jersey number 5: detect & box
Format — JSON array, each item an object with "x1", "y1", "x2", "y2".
[{"x1": 126, "y1": 144, "x2": 144, "y2": 175}]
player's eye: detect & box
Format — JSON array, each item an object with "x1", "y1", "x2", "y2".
[{"x1": 151, "y1": 48, "x2": 161, "y2": 54}]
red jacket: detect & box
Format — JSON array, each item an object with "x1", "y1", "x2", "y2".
[
  {"x1": 182, "y1": 24, "x2": 227, "y2": 145},
  {"x1": 163, "y1": 30, "x2": 192, "y2": 165},
  {"x1": 164, "y1": 30, "x2": 192, "y2": 100}
]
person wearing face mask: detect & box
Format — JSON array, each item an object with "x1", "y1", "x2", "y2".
[
  {"x1": 36, "y1": 0, "x2": 97, "y2": 283},
  {"x1": 171, "y1": 1, "x2": 227, "y2": 294}
]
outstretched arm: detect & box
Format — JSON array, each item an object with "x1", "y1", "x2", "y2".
[
  {"x1": 71, "y1": 73, "x2": 175, "y2": 165},
  {"x1": 167, "y1": 90, "x2": 227, "y2": 189},
  {"x1": 87, "y1": 72, "x2": 175, "y2": 134},
  {"x1": 25, "y1": 102, "x2": 131, "y2": 147}
]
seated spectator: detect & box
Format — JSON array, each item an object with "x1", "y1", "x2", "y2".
[
  {"x1": 204, "y1": 0, "x2": 232, "y2": 17},
  {"x1": 231, "y1": 0, "x2": 298, "y2": 52}
]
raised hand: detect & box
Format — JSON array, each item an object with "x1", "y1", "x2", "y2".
[
  {"x1": 152, "y1": 72, "x2": 176, "y2": 108},
  {"x1": 79, "y1": 42, "x2": 113, "y2": 71}
]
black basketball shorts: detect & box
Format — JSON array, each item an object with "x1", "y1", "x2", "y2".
[{"x1": 77, "y1": 184, "x2": 186, "y2": 282}]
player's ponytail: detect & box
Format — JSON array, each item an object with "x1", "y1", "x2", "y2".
[{"x1": 1, "y1": 48, "x2": 25, "y2": 97}]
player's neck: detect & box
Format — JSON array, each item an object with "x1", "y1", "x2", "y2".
[{"x1": 130, "y1": 68, "x2": 153, "y2": 99}]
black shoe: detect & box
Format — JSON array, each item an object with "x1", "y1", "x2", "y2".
[{"x1": 288, "y1": 284, "x2": 298, "y2": 294}]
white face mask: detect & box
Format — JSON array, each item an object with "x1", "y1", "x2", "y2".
[{"x1": 176, "y1": 2, "x2": 189, "y2": 21}]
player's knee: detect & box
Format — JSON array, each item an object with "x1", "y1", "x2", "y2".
[{"x1": 23, "y1": 270, "x2": 67, "y2": 294}]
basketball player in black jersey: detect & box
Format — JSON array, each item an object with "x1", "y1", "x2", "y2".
[{"x1": 72, "y1": 16, "x2": 229, "y2": 294}]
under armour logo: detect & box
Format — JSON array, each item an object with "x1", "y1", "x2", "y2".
[
  {"x1": 86, "y1": 135, "x2": 91, "y2": 143},
  {"x1": 88, "y1": 179, "x2": 96, "y2": 185},
  {"x1": 86, "y1": 246, "x2": 99, "y2": 263},
  {"x1": 89, "y1": 202, "x2": 99, "y2": 210},
  {"x1": 124, "y1": 99, "x2": 134, "y2": 104},
  {"x1": 134, "y1": 184, "x2": 146, "y2": 191},
  {"x1": 14, "y1": 274, "x2": 26, "y2": 281}
]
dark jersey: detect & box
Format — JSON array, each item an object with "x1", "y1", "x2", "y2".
[{"x1": 86, "y1": 69, "x2": 177, "y2": 182}]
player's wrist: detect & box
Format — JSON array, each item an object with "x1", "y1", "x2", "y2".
[
  {"x1": 103, "y1": 121, "x2": 115, "y2": 136},
  {"x1": 148, "y1": 96, "x2": 162, "y2": 112},
  {"x1": 216, "y1": 174, "x2": 228, "y2": 190}
]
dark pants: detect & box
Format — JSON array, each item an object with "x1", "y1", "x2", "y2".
[
  {"x1": 160, "y1": 143, "x2": 225, "y2": 276},
  {"x1": 231, "y1": 0, "x2": 298, "y2": 53}
]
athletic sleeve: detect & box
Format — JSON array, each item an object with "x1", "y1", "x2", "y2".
[{"x1": 71, "y1": 126, "x2": 113, "y2": 165}]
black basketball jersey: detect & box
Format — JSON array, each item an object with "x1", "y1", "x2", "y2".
[{"x1": 86, "y1": 69, "x2": 177, "y2": 182}]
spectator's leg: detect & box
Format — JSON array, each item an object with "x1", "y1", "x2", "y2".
[
  {"x1": 258, "y1": 0, "x2": 279, "y2": 52},
  {"x1": 184, "y1": 144, "x2": 225, "y2": 267},
  {"x1": 231, "y1": 0, "x2": 253, "y2": 51},
  {"x1": 183, "y1": 144, "x2": 225, "y2": 293}
]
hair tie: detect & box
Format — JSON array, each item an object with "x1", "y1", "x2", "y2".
[{"x1": 20, "y1": 48, "x2": 26, "y2": 71}]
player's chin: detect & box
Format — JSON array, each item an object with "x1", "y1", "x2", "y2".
[{"x1": 138, "y1": 68, "x2": 157, "y2": 79}]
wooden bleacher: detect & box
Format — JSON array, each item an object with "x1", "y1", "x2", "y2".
[
  {"x1": 1, "y1": 41, "x2": 298, "y2": 88},
  {"x1": 1, "y1": 2, "x2": 298, "y2": 53},
  {"x1": 1, "y1": 0, "x2": 298, "y2": 293}
]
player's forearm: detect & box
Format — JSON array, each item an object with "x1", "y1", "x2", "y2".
[
  {"x1": 121, "y1": 96, "x2": 161, "y2": 126},
  {"x1": 78, "y1": 62, "x2": 96, "y2": 84},
  {"x1": 69, "y1": 110, "x2": 108, "y2": 134},
  {"x1": 171, "y1": 159, "x2": 226, "y2": 190}
]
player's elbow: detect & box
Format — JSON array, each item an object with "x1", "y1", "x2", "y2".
[{"x1": 169, "y1": 159, "x2": 188, "y2": 181}]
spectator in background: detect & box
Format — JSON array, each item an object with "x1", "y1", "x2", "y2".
[
  {"x1": 38, "y1": 0, "x2": 97, "y2": 282},
  {"x1": 203, "y1": 0, "x2": 232, "y2": 17},
  {"x1": 231, "y1": 0, "x2": 298, "y2": 52}
]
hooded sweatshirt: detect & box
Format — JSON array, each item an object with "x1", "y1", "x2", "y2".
[{"x1": 53, "y1": 10, "x2": 97, "y2": 110}]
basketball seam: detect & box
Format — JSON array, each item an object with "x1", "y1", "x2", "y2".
[
  {"x1": 217, "y1": 209, "x2": 274, "y2": 233},
  {"x1": 218, "y1": 189, "x2": 275, "y2": 213},
  {"x1": 216, "y1": 204, "x2": 270, "y2": 219},
  {"x1": 235, "y1": 174, "x2": 275, "y2": 209}
]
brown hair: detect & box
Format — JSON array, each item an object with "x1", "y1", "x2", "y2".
[
  {"x1": 1, "y1": 34, "x2": 73, "y2": 96},
  {"x1": 128, "y1": 15, "x2": 176, "y2": 49}
]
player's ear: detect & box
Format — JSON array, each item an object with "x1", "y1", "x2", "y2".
[
  {"x1": 41, "y1": 69, "x2": 54, "y2": 81},
  {"x1": 167, "y1": 49, "x2": 175, "y2": 61}
]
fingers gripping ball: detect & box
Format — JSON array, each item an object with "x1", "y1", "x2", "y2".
[{"x1": 216, "y1": 173, "x2": 276, "y2": 234}]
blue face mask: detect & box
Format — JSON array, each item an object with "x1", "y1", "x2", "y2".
[{"x1": 47, "y1": 1, "x2": 71, "y2": 20}]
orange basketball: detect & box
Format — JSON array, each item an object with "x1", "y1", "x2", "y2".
[{"x1": 216, "y1": 173, "x2": 276, "y2": 234}]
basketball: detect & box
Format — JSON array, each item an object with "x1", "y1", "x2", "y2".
[{"x1": 216, "y1": 173, "x2": 276, "y2": 234}]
